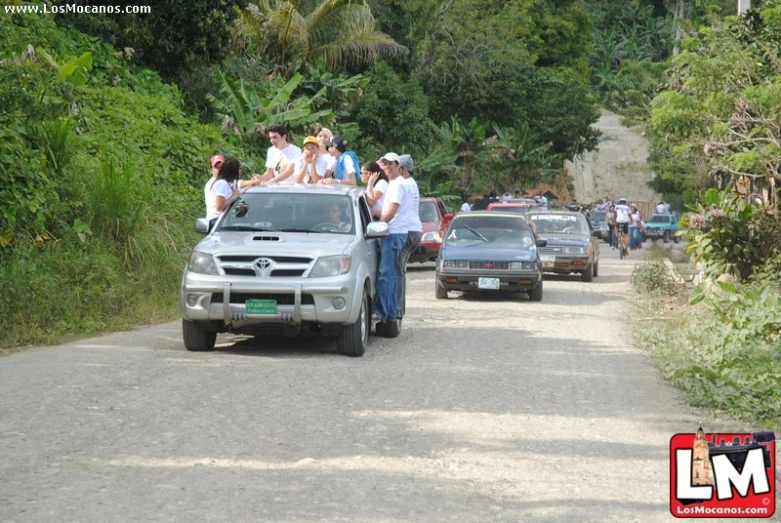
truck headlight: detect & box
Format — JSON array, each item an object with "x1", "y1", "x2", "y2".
[
  {"x1": 564, "y1": 246, "x2": 584, "y2": 254},
  {"x1": 187, "y1": 252, "x2": 219, "y2": 275},
  {"x1": 421, "y1": 231, "x2": 442, "y2": 244},
  {"x1": 309, "y1": 255, "x2": 351, "y2": 277}
]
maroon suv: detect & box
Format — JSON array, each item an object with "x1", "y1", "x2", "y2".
[{"x1": 408, "y1": 197, "x2": 454, "y2": 263}]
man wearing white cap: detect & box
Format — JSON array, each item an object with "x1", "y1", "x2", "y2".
[
  {"x1": 396, "y1": 154, "x2": 422, "y2": 320},
  {"x1": 373, "y1": 152, "x2": 409, "y2": 325}
]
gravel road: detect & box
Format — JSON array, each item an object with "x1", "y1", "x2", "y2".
[{"x1": 0, "y1": 248, "x2": 706, "y2": 523}]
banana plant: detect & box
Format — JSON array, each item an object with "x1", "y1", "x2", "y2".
[{"x1": 207, "y1": 71, "x2": 333, "y2": 145}]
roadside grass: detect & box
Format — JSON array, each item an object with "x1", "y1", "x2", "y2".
[
  {"x1": 630, "y1": 247, "x2": 781, "y2": 433},
  {"x1": 0, "y1": 226, "x2": 192, "y2": 353}
]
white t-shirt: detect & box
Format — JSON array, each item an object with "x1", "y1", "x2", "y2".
[
  {"x1": 656, "y1": 204, "x2": 666, "y2": 214},
  {"x1": 321, "y1": 153, "x2": 337, "y2": 174},
  {"x1": 294, "y1": 156, "x2": 327, "y2": 183},
  {"x1": 615, "y1": 204, "x2": 631, "y2": 224},
  {"x1": 371, "y1": 179, "x2": 389, "y2": 215},
  {"x1": 335, "y1": 154, "x2": 356, "y2": 182},
  {"x1": 266, "y1": 144, "x2": 302, "y2": 184},
  {"x1": 204, "y1": 176, "x2": 217, "y2": 215},
  {"x1": 629, "y1": 211, "x2": 642, "y2": 228},
  {"x1": 206, "y1": 179, "x2": 235, "y2": 221},
  {"x1": 460, "y1": 202, "x2": 471, "y2": 212},
  {"x1": 383, "y1": 177, "x2": 410, "y2": 234},
  {"x1": 403, "y1": 177, "x2": 423, "y2": 233}
]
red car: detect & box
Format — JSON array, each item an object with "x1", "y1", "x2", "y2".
[{"x1": 408, "y1": 197, "x2": 454, "y2": 263}]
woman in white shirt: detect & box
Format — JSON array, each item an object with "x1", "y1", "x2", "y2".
[
  {"x1": 205, "y1": 158, "x2": 245, "y2": 231},
  {"x1": 314, "y1": 124, "x2": 337, "y2": 177},
  {"x1": 629, "y1": 204, "x2": 643, "y2": 250},
  {"x1": 361, "y1": 161, "x2": 389, "y2": 219}
]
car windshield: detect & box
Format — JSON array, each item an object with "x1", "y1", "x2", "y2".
[
  {"x1": 217, "y1": 192, "x2": 355, "y2": 234},
  {"x1": 419, "y1": 202, "x2": 439, "y2": 223},
  {"x1": 589, "y1": 211, "x2": 606, "y2": 222},
  {"x1": 528, "y1": 214, "x2": 590, "y2": 235},
  {"x1": 444, "y1": 216, "x2": 534, "y2": 246},
  {"x1": 648, "y1": 214, "x2": 669, "y2": 223}
]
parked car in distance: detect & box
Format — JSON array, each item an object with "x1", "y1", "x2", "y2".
[
  {"x1": 181, "y1": 185, "x2": 393, "y2": 358},
  {"x1": 409, "y1": 197, "x2": 453, "y2": 263},
  {"x1": 435, "y1": 211, "x2": 546, "y2": 301},
  {"x1": 527, "y1": 210, "x2": 600, "y2": 282},
  {"x1": 587, "y1": 211, "x2": 610, "y2": 241},
  {"x1": 486, "y1": 202, "x2": 532, "y2": 215},
  {"x1": 643, "y1": 213, "x2": 681, "y2": 243}
]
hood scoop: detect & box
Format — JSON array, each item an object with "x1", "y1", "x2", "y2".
[{"x1": 253, "y1": 235, "x2": 281, "y2": 242}]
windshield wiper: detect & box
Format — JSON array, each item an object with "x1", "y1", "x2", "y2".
[
  {"x1": 219, "y1": 225, "x2": 278, "y2": 232},
  {"x1": 277, "y1": 228, "x2": 323, "y2": 233},
  {"x1": 462, "y1": 225, "x2": 489, "y2": 243}
]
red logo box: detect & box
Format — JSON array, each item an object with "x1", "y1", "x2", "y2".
[{"x1": 670, "y1": 428, "x2": 775, "y2": 518}]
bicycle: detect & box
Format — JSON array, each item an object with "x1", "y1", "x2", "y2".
[{"x1": 617, "y1": 230, "x2": 628, "y2": 259}]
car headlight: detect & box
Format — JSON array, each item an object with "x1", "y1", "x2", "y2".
[
  {"x1": 421, "y1": 231, "x2": 442, "y2": 244},
  {"x1": 564, "y1": 246, "x2": 584, "y2": 254},
  {"x1": 442, "y1": 260, "x2": 468, "y2": 269},
  {"x1": 309, "y1": 255, "x2": 352, "y2": 278},
  {"x1": 187, "y1": 252, "x2": 219, "y2": 275},
  {"x1": 509, "y1": 262, "x2": 537, "y2": 269}
]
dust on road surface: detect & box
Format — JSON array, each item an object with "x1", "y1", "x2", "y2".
[{"x1": 1, "y1": 248, "x2": 706, "y2": 523}]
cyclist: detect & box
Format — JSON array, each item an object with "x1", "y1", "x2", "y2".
[{"x1": 614, "y1": 198, "x2": 632, "y2": 256}]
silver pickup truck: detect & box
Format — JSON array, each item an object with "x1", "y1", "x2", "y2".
[{"x1": 181, "y1": 185, "x2": 390, "y2": 357}]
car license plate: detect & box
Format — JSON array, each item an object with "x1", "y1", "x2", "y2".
[
  {"x1": 245, "y1": 299, "x2": 278, "y2": 314},
  {"x1": 478, "y1": 277, "x2": 500, "y2": 290},
  {"x1": 540, "y1": 255, "x2": 555, "y2": 262}
]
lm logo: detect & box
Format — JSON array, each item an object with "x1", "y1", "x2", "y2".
[{"x1": 670, "y1": 427, "x2": 776, "y2": 518}]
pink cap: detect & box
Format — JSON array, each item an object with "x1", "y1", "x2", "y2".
[{"x1": 210, "y1": 155, "x2": 225, "y2": 168}]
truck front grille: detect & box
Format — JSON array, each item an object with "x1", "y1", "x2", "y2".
[{"x1": 211, "y1": 293, "x2": 315, "y2": 305}]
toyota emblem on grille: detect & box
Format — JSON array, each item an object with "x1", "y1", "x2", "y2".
[{"x1": 256, "y1": 258, "x2": 272, "y2": 269}]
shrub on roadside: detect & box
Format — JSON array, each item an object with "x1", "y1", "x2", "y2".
[
  {"x1": 635, "y1": 278, "x2": 781, "y2": 429},
  {"x1": 630, "y1": 260, "x2": 681, "y2": 295},
  {"x1": 683, "y1": 189, "x2": 779, "y2": 282}
]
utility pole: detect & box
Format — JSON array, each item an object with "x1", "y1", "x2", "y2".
[{"x1": 738, "y1": 0, "x2": 751, "y2": 15}]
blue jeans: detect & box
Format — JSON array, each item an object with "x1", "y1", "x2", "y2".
[
  {"x1": 396, "y1": 230, "x2": 422, "y2": 319},
  {"x1": 374, "y1": 233, "x2": 407, "y2": 322},
  {"x1": 629, "y1": 227, "x2": 640, "y2": 248}
]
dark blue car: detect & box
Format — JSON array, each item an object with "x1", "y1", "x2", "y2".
[{"x1": 435, "y1": 212, "x2": 547, "y2": 301}]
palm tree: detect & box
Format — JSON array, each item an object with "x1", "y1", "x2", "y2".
[{"x1": 233, "y1": 0, "x2": 408, "y2": 74}]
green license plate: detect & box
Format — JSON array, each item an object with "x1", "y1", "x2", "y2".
[{"x1": 245, "y1": 299, "x2": 278, "y2": 314}]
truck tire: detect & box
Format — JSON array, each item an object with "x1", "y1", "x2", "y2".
[
  {"x1": 674, "y1": 234, "x2": 681, "y2": 243},
  {"x1": 336, "y1": 292, "x2": 368, "y2": 357},
  {"x1": 663, "y1": 231, "x2": 671, "y2": 243},
  {"x1": 183, "y1": 319, "x2": 217, "y2": 352}
]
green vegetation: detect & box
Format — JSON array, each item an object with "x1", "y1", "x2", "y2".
[
  {"x1": 646, "y1": 0, "x2": 781, "y2": 209},
  {"x1": 0, "y1": 11, "x2": 257, "y2": 348},
  {"x1": 631, "y1": 258, "x2": 781, "y2": 430},
  {"x1": 621, "y1": 3, "x2": 781, "y2": 427}
]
